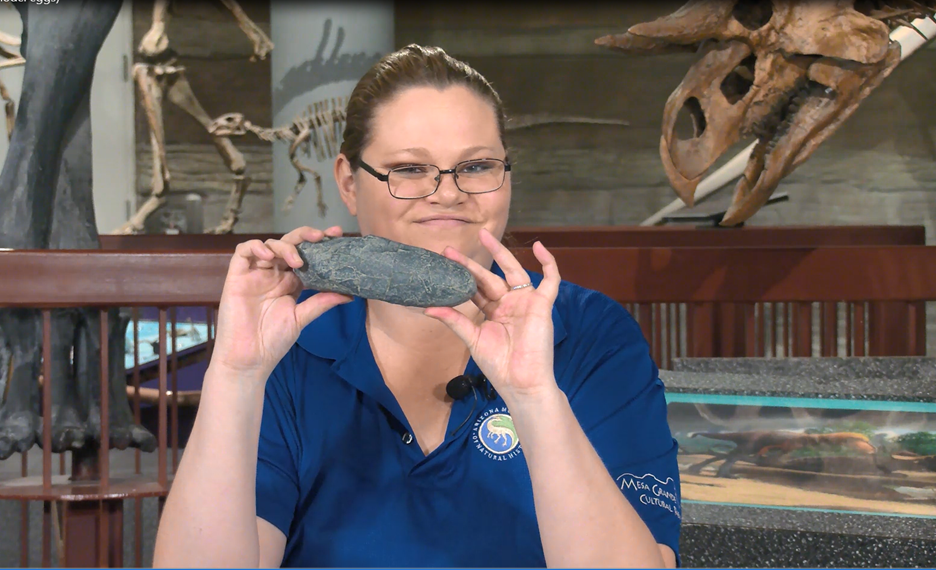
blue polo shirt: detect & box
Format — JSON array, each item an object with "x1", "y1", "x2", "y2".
[{"x1": 256, "y1": 265, "x2": 681, "y2": 567}]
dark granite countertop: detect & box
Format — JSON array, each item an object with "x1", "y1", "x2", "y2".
[
  {"x1": 683, "y1": 502, "x2": 936, "y2": 541},
  {"x1": 681, "y1": 502, "x2": 936, "y2": 567},
  {"x1": 661, "y1": 357, "x2": 936, "y2": 402},
  {"x1": 671, "y1": 356, "x2": 936, "y2": 378},
  {"x1": 681, "y1": 521, "x2": 936, "y2": 568}
]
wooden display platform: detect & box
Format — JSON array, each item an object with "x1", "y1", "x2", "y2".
[{"x1": 0, "y1": 474, "x2": 169, "y2": 502}]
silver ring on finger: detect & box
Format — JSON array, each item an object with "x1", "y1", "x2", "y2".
[{"x1": 510, "y1": 282, "x2": 533, "y2": 291}]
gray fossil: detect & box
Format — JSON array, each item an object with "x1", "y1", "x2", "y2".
[{"x1": 294, "y1": 235, "x2": 477, "y2": 307}]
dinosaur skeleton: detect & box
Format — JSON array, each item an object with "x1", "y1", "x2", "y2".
[
  {"x1": 207, "y1": 98, "x2": 348, "y2": 218},
  {"x1": 597, "y1": 0, "x2": 936, "y2": 226},
  {"x1": 116, "y1": 0, "x2": 274, "y2": 235},
  {"x1": 0, "y1": 1, "x2": 155, "y2": 461}
]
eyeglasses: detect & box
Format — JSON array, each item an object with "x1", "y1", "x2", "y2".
[{"x1": 358, "y1": 158, "x2": 511, "y2": 200}]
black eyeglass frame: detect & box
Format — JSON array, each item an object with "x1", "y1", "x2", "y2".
[{"x1": 357, "y1": 157, "x2": 512, "y2": 200}]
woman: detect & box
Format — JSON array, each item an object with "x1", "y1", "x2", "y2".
[{"x1": 153, "y1": 44, "x2": 680, "y2": 568}]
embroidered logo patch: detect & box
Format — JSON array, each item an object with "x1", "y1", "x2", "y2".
[
  {"x1": 472, "y1": 408, "x2": 522, "y2": 460},
  {"x1": 616, "y1": 472, "x2": 681, "y2": 520}
]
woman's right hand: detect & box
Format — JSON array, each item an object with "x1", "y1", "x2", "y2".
[{"x1": 210, "y1": 225, "x2": 353, "y2": 377}]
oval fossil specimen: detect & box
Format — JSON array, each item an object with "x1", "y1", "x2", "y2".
[{"x1": 293, "y1": 235, "x2": 477, "y2": 307}]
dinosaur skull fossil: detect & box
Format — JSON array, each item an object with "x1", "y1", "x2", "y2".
[
  {"x1": 597, "y1": 0, "x2": 903, "y2": 225},
  {"x1": 207, "y1": 112, "x2": 250, "y2": 137}
]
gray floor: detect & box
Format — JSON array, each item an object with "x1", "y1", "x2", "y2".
[{"x1": 0, "y1": 448, "x2": 166, "y2": 567}]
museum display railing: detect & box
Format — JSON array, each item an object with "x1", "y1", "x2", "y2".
[
  {"x1": 503, "y1": 226, "x2": 929, "y2": 365},
  {"x1": 100, "y1": 224, "x2": 929, "y2": 367},
  {"x1": 97, "y1": 225, "x2": 926, "y2": 250},
  {"x1": 3, "y1": 241, "x2": 936, "y2": 566},
  {"x1": 0, "y1": 250, "x2": 227, "y2": 567}
]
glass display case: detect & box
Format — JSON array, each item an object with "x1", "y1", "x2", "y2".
[
  {"x1": 666, "y1": 364, "x2": 936, "y2": 519},
  {"x1": 124, "y1": 318, "x2": 210, "y2": 370}
]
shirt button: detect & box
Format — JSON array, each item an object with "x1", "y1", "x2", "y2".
[{"x1": 402, "y1": 432, "x2": 414, "y2": 445}]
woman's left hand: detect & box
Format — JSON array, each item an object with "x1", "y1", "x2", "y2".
[{"x1": 424, "y1": 228, "x2": 561, "y2": 404}]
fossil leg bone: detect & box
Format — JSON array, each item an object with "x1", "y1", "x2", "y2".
[
  {"x1": 210, "y1": 174, "x2": 252, "y2": 234},
  {"x1": 218, "y1": 0, "x2": 273, "y2": 61},
  {"x1": 0, "y1": 27, "x2": 23, "y2": 140},
  {"x1": 0, "y1": 76, "x2": 16, "y2": 140},
  {"x1": 139, "y1": 0, "x2": 170, "y2": 58},
  {"x1": 115, "y1": 0, "x2": 172, "y2": 234},
  {"x1": 163, "y1": 68, "x2": 250, "y2": 234},
  {"x1": 115, "y1": 64, "x2": 170, "y2": 234},
  {"x1": 286, "y1": 126, "x2": 324, "y2": 216}
]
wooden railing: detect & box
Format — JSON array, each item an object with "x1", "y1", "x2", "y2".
[
  {"x1": 510, "y1": 246, "x2": 934, "y2": 367},
  {"x1": 3, "y1": 243, "x2": 935, "y2": 371},
  {"x1": 0, "y1": 250, "x2": 226, "y2": 567},
  {"x1": 98, "y1": 225, "x2": 928, "y2": 364},
  {"x1": 98, "y1": 224, "x2": 926, "y2": 250}
]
